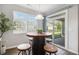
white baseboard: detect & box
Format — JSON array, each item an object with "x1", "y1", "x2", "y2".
[
  {"x1": 52, "y1": 43, "x2": 78, "y2": 55},
  {"x1": 6, "y1": 45, "x2": 17, "y2": 50},
  {"x1": 66, "y1": 49, "x2": 78, "y2": 54}
]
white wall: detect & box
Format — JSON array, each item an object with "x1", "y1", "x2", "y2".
[
  {"x1": 0, "y1": 4, "x2": 38, "y2": 49},
  {"x1": 1, "y1": 4, "x2": 38, "y2": 20},
  {"x1": 3, "y1": 31, "x2": 29, "y2": 49},
  {"x1": 68, "y1": 5, "x2": 78, "y2": 54},
  {"x1": 0, "y1": 5, "x2": 2, "y2": 13},
  {"x1": 47, "y1": 5, "x2": 79, "y2": 54}
]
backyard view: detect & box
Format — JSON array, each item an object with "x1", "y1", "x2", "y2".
[
  {"x1": 54, "y1": 20, "x2": 62, "y2": 39},
  {"x1": 47, "y1": 18, "x2": 65, "y2": 47}
]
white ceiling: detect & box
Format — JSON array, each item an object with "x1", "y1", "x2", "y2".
[
  {"x1": 18, "y1": 4, "x2": 72, "y2": 16},
  {"x1": 25, "y1": 4, "x2": 59, "y2": 13}
]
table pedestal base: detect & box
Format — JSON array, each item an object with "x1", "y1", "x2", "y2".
[{"x1": 32, "y1": 37, "x2": 45, "y2": 55}]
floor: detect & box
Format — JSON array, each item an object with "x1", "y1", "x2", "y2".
[{"x1": 4, "y1": 47, "x2": 75, "y2": 55}]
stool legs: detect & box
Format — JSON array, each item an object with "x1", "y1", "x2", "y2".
[
  {"x1": 23, "y1": 51, "x2": 27, "y2": 55},
  {"x1": 18, "y1": 49, "x2": 31, "y2": 55},
  {"x1": 28, "y1": 49, "x2": 31, "y2": 55},
  {"x1": 18, "y1": 51, "x2": 26, "y2": 55},
  {"x1": 45, "y1": 52, "x2": 57, "y2": 55},
  {"x1": 18, "y1": 51, "x2": 21, "y2": 55},
  {"x1": 22, "y1": 51, "x2": 24, "y2": 55},
  {"x1": 50, "y1": 53, "x2": 56, "y2": 55},
  {"x1": 54, "y1": 53, "x2": 56, "y2": 55},
  {"x1": 50, "y1": 53, "x2": 52, "y2": 55}
]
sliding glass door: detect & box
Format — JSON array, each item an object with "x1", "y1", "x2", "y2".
[
  {"x1": 46, "y1": 17, "x2": 65, "y2": 47},
  {"x1": 53, "y1": 18, "x2": 65, "y2": 47}
]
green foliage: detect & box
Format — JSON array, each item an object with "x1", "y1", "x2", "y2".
[
  {"x1": 0, "y1": 12, "x2": 13, "y2": 37},
  {"x1": 56, "y1": 22, "x2": 62, "y2": 32},
  {"x1": 54, "y1": 21, "x2": 62, "y2": 38},
  {"x1": 37, "y1": 29, "x2": 43, "y2": 33}
]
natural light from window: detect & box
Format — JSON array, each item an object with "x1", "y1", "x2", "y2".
[{"x1": 13, "y1": 11, "x2": 37, "y2": 34}]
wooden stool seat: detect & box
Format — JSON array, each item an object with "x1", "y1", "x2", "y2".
[
  {"x1": 44, "y1": 43, "x2": 58, "y2": 55},
  {"x1": 17, "y1": 43, "x2": 31, "y2": 55}
]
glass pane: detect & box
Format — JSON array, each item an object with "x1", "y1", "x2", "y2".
[
  {"x1": 13, "y1": 11, "x2": 37, "y2": 33},
  {"x1": 46, "y1": 18, "x2": 65, "y2": 47},
  {"x1": 53, "y1": 18, "x2": 65, "y2": 47}
]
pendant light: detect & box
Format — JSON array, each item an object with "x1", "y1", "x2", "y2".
[{"x1": 35, "y1": 4, "x2": 44, "y2": 20}]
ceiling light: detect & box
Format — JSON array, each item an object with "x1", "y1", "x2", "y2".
[
  {"x1": 35, "y1": 4, "x2": 44, "y2": 20},
  {"x1": 35, "y1": 14, "x2": 44, "y2": 20}
]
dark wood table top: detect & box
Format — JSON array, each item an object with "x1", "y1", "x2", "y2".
[{"x1": 26, "y1": 32, "x2": 52, "y2": 37}]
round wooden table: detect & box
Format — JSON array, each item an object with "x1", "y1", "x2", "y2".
[{"x1": 26, "y1": 32, "x2": 52, "y2": 55}]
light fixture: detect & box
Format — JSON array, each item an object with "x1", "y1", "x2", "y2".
[
  {"x1": 35, "y1": 14, "x2": 44, "y2": 20},
  {"x1": 35, "y1": 4, "x2": 44, "y2": 20}
]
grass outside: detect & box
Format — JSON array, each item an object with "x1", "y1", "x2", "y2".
[{"x1": 54, "y1": 31, "x2": 61, "y2": 38}]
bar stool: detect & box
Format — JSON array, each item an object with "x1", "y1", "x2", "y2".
[
  {"x1": 28, "y1": 37, "x2": 33, "y2": 54},
  {"x1": 44, "y1": 43, "x2": 58, "y2": 55},
  {"x1": 17, "y1": 43, "x2": 31, "y2": 55}
]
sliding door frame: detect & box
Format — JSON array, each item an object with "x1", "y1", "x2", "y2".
[{"x1": 47, "y1": 10, "x2": 69, "y2": 49}]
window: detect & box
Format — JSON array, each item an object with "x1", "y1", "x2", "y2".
[
  {"x1": 13, "y1": 11, "x2": 37, "y2": 33},
  {"x1": 46, "y1": 18, "x2": 54, "y2": 33}
]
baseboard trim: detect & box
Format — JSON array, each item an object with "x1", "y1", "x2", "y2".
[
  {"x1": 52, "y1": 43, "x2": 78, "y2": 55},
  {"x1": 6, "y1": 45, "x2": 17, "y2": 50}
]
